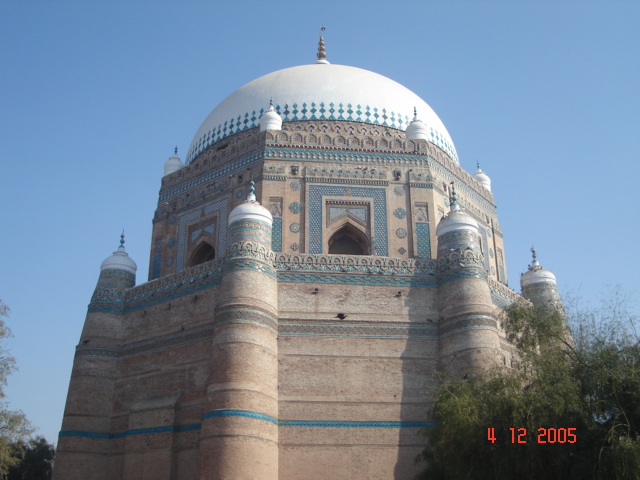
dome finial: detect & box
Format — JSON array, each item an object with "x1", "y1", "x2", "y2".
[
  {"x1": 477, "y1": 159, "x2": 480, "y2": 170},
  {"x1": 120, "y1": 230, "x2": 125, "y2": 248},
  {"x1": 246, "y1": 180, "x2": 257, "y2": 202},
  {"x1": 269, "y1": 97, "x2": 273, "y2": 108},
  {"x1": 531, "y1": 246, "x2": 539, "y2": 266},
  {"x1": 174, "y1": 146, "x2": 178, "y2": 155},
  {"x1": 449, "y1": 183, "x2": 460, "y2": 212},
  {"x1": 315, "y1": 27, "x2": 330, "y2": 64},
  {"x1": 413, "y1": 106, "x2": 418, "y2": 119}
]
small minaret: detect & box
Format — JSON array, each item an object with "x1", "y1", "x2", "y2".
[
  {"x1": 54, "y1": 234, "x2": 137, "y2": 480},
  {"x1": 521, "y1": 247, "x2": 561, "y2": 308},
  {"x1": 260, "y1": 98, "x2": 283, "y2": 131},
  {"x1": 405, "y1": 107, "x2": 429, "y2": 140},
  {"x1": 474, "y1": 160, "x2": 492, "y2": 192},
  {"x1": 198, "y1": 182, "x2": 279, "y2": 479},
  {"x1": 436, "y1": 186, "x2": 500, "y2": 375},
  {"x1": 164, "y1": 146, "x2": 184, "y2": 176}
]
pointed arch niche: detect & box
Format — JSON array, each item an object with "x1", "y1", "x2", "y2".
[
  {"x1": 324, "y1": 200, "x2": 372, "y2": 256},
  {"x1": 188, "y1": 240, "x2": 216, "y2": 267}
]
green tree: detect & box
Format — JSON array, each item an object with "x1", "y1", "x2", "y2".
[
  {"x1": 6, "y1": 437, "x2": 55, "y2": 480},
  {"x1": 416, "y1": 293, "x2": 640, "y2": 480},
  {"x1": 0, "y1": 300, "x2": 33, "y2": 477}
]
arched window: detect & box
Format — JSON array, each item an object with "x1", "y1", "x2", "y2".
[
  {"x1": 189, "y1": 241, "x2": 215, "y2": 267},
  {"x1": 328, "y1": 224, "x2": 370, "y2": 255}
]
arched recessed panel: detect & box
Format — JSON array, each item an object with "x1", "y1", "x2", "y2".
[
  {"x1": 328, "y1": 224, "x2": 369, "y2": 256},
  {"x1": 189, "y1": 242, "x2": 216, "y2": 267}
]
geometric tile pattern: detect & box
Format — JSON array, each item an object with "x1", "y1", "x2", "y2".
[
  {"x1": 278, "y1": 271, "x2": 435, "y2": 288},
  {"x1": 280, "y1": 322, "x2": 437, "y2": 339},
  {"x1": 416, "y1": 223, "x2": 431, "y2": 259},
  {"x1": 308, "y1": 185, "x2": 387, "y2": 255},
  {"x1": 186, "y1": 101, "x2": 457, "y2": 164},
  {"x1": 439, "y1": 315, "x2": 498, "y2": 338},
  {"x1": 271, "y1": 217, "x2": 282, "y2": 252},
  {"x1": 176, "y1": 198, "x2": 229, "y2": 272}
]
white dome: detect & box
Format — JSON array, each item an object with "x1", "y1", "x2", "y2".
[
  {"x1": 405, "y1": 111, "x2": 430, "y2": 141},
  {"x1": 436, "y1": 202, "x2": 479, "y2": 237},
  {"x1": 259, "y1": 102, "x2": 283, "y2": 131},
  {"x1": 521, "y1": 267, "x2": 557, "y2": 287},
  {"x1": 228, "y1": 186, "x2": 273, "y2": 227},
  {"x1": 520, "y1": 251, "x2": 557, "y2": 287},
  {"x1": 100, "y1": 245, "x2": 137, "y2": 275},
  {"x1": 187, "y1": 64, "x2": 458, "y2": 164},
  {"x1": 474, "y1": 169, "x2": 491, "y2": 192},
  {"x1": 164, "y1": 152, "x2": 183, "y2": 176}
]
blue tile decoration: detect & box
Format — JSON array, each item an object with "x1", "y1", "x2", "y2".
[
  {"x1": 59, "y1": 413, "x2": 433, "y2": 440},
  {"x1": 152, "y1": 238, "x2": 162, "y2": 279},
  {"x1": 269, "y1": 201, "x2": 282, "y2": 218},
  {"x1": 439, "y1": 315, "x2": 498, "y2": 338},
  {"x1": 176, "y1": 198, "x2": 229, "y2": 272},
  {"x1": 169, "y1": 216, "x2": 176, "y2": 225},
  {"x1": 289, "y1": 222, "x2": 300, "y2": 233},
  {"x1": 396, "y1": 228, "x2": 407, "y2": 239},
  {"x1": 271, "y1": 217, "x2": 282, "y2": 252},
  {"x1": 165, "y1": 257, "x2": 173, "y2": 266},
  {"x1": 274, "y1": 253, "x2": 436, "y2": 275},
  {"x1": 478, "y1": 225, "x2": 490, "y2": 271},
  {"x1": 225, "y1": 258, "x2": 277, "y2": 279},
  {"x1": 398, "y1": 247, "x2": 406, "y2": 255},
  {"x1": 328, "y1": 206, "x2": 367, "y2": 223},
  {"x1": 393, "y1": 186, "x2": 404, "y2": 196},
  {"x1": 308, "y1": 186, "x2": 388, "y2": 256},
  {"x1": 288, "y1": 202, "x2": 302, "y2": 214},
  {"x1": 290, "y1": 180, "x2": 301, "y2": 191},
  {"x1": 280, "y1": 321, "x2": 437, "y2": 339},
  {"x1": 185, "y1": 102, "x2": 458, "y2": 165},
  {"x1": 235, "y1": 189, "x2": 244, "y2": 199},
  {"x1": 393, "y1": 208, "x2": 406, "y2": 219},
  {"x1": 416, "y1": 223, "x2": 431, "y2": 259},
  {"x1": 167, "y1": 237, "x2": 175, "y2": 248},
  {"x1": 190, "y1": 223, "x2": 216, "y2": 245},
  {"x1": 159, "y1": 150, "x2": 265, "y2": 204},
  {"x1": 291, "y1": 243, "x2": 299, "y2": 251},
  {"x1": 437, "y1": 267, "x2": 487, "y2": 286}
]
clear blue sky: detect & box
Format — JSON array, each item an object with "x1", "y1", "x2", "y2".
[{"x1": 1, "y1": 1, "x2": 638, "y2": 444}]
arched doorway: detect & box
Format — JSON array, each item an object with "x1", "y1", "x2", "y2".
[
  {"x1": 328, "y1": 224, "x2": 370, "y2": 255},
  {"x1": 188, "y1": 241, "x2": 216, "y2": 267}
]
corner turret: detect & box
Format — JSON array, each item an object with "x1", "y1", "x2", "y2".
[
  {"x1": 436, "y1": 186, "x2": 500, "y2": 375},
  {"x1": 521, "y1": 247, "x2": 561, "y2": 307}
]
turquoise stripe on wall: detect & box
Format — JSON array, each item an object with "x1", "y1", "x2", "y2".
[{"x1": 59, "y1": 409, "x2": 433, "y2": 439}]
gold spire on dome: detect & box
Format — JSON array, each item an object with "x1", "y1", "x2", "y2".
[{"x1": 315, "y1": 27, "x2": 329, "y2": 64}]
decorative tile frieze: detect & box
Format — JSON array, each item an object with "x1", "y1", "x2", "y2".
[
  {"x1": 274, "y1": 253, "x2": 437, "y2": 275},
  {"x1": 439, "y1": 315, "x2": 498, "y2": 337},
  {"x1": 215, "y1": 306, "x2": 278, "y2": 333},
  {"x1": 437, "y1": 248, "x2": 485, "y2": 273},
  {"x1": 437, "y1": 267, "x2": 487, "y2": 286},
  {"x1": 226, "y1": 241, "x2": 276, "y2": 263},
  {"x1": 279, "y1": 321, "x2": 437, "y2": 339}
]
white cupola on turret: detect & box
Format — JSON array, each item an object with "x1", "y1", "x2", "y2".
[
  {"x1": 405, "y1": 107, "x2": 430, "y2": 141},
  {"x1": 228, "y1": 181, "x2": 273, "y2": 226},
  {"x1": 474, "y1": 161, "x2": 492, "y2": 192},
  {"x1": 100, "y1": 233, "x2": 137, "y2": 275},
  {"x1": 259, "y1": 99, "x2": 282, "y2": 132},
  {"x1": 164, "y1": 147, "x2": 184, "y2": 176},
  {"x1": 436, "y1": 186, "x2": 479, "y2": 237},
  {"x1": 520, "y1": 247, "x2": 556, "y2": 288}
]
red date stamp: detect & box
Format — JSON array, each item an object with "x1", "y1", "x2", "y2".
[{"x1": 487, "y1": 428, "x2": 576, "y2": 444}]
